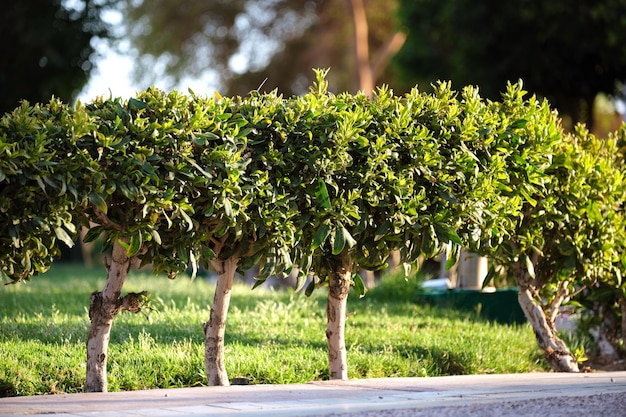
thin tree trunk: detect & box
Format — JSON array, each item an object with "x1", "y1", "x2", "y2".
[
  {"x1": 326, "y1": 256, "x2": 352, "y2": 380},
  {"x1": 85, "y1": 240, "x2": 132, "y2": 392},
  {"x1": 346, "y1": 0, "x2": 374, "y2": 96},
  {"x1": 203, "y1": 257, "x2": 239, "y2": 386},
  {"x1": 517, "y1": 286, "x2": 579, "y2": 372}
]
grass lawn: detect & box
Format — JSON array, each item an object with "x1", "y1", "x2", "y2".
[{"x1": 0, "y1": 262, "x2": 547, "y2": 396}]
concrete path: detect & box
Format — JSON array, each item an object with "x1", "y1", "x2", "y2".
[{"x1": 1, "y1": 372, "x2": 625, "y2": 417}]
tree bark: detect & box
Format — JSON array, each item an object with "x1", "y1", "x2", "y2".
[
  {"x1": 203, "y1": 257, "x2": 239, "y2": 386},
  {"x1": 326, "y1": 256, "x2": 352, "y2": 380},
  {"x1": 85, "y1": 240, "x2": 132, "y2": 392},
  {"x1": 517, "y1": 286, "x2": 579, "y2": 372}
]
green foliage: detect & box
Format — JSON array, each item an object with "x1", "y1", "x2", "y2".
[
  {"x1": 82, "y1": 89, "x2": 228, "y2": 276},
  {"x1": 0, "y1": 99, "x2": 90, "y2": 282},
  {"x1": 569, "y1": 125, "x2": 626, "y2": 357},
  {"x1": 262, "y1": 71, "x2": 524, "y2": 295},
  {"x1": 472, "y1": 90, "x2": 626, "y2": 324}
]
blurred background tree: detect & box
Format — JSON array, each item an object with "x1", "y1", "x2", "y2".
[
  {"x1": 393, "y1": 0, "x2": 626, "y2": 130},
  {"x1": 121, "y1": 0, "x2": 404, "y2": 96},
  {"x1": 0, "y1": 0, "x2": 119, "y2": 114},
  {"x1": 4, "y1": 0, "x2": 625, "y2": 132}
]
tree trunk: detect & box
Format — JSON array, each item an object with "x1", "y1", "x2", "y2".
[
  {"x1": 203, "y1": 257, "x2": 239, "y2": 386},
  {"x1": 345, "y1": 0, "x2": 374, "y2": 96},
  {"x1": 517, "y1": 286, "x2": 579, "y2": 372},
  {"x1": 326, "y1": 256, "x2": 352, "y2": 380},
  {"x1": 85, "y1": 240, "x2": 132, "y2": 392}
]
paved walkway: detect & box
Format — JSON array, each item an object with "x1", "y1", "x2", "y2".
[{"x1": 1, "y1": 372, "x2": 625, "y2": 417}]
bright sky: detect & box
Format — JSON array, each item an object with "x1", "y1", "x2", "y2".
[
  {"x1": 75, "y1": 5, "x2": 278, "y2": 103},
  {"x1": 78, "y1": 46, "x2": 220, "y2": 102},
  {"x1": 78, "y1": 47, "x2": 136, "y2": 101}
]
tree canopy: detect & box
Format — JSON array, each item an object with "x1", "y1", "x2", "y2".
[
  {"x1": 0, "y1": 0, "x2": 118, "y2": 115},
  {"x1": 394, "y1": 0, "x2": 626, "y2": 128}
]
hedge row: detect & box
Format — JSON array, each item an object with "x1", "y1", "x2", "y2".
[
  {"x1": 1, "y1": 71, "x2": 625, "y2": 370},
  {"x1": 0, "y1": 73, "x2": 556, "y2": 284}
]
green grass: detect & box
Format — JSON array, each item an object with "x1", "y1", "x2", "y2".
[{"x1": 0, "y1": 263, "x2": 548, "y2": 396}]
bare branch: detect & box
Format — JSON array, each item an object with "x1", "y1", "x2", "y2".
[
  {"x1": 371, "y1": 31, "x2": 407, "y2": 81},
  {"x1": 93, "y1": 205, "x2": 123, "y2": 231}
]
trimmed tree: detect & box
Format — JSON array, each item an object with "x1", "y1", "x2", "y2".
[
  {"x1": 79, "y1": 89, "x2": 209, "y2": 391},
  {"x1": 185, "y1": 89, "x2": 301, "y2": 386},
  {"x1": 276, "y1": 72, "x2": 512, "y2": 379},
  {"x1": 470, "y1": 84, "x2": 626, "y2": 371}
]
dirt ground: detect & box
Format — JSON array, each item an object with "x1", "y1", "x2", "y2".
[{"x1": 583, "y1": 356, "x2": 626, "y2": 372}]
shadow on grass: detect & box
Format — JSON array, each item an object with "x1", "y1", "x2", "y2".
[
  {"x1": 0, "y1": 379, "x2": 16, "y2": 397},
  {"x1": 350, "y1": 344, "x2": 472, "y2": 377}
]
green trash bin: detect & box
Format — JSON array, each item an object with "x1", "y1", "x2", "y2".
[{"x1": 418, "y1": 288, "x2": 526, "y2": 325}]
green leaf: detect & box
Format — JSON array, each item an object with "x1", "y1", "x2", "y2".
[
  {"x1": 312, "y1": 223, "x2": 332, "y2": 250},
  {"x1": 236, "y1": 127, "x2": 257, "y2": 139},
  {"x1": 332, "y1": 226, "x2": 346, "y2": 255},
  {"x1": 83, "y1": 226, "x2": 103, "y2": 244},
  {"x1": 305, "y1": 279, "x2": 316, "y2": 297},
  {"x1": 252, "y1": 278, "x2": 266, "y2": 290},
  {"x1": 482, "y1": 265, "x2": 499, "y2": 289},
  {"x1": 223, "y1": 198, "x2": 233, "y2": 217},
  {"x1": 189, "y1": 251, "x2": 198, "y2": 280},
  {"x1": 437, "y1": 225, "x2": 463, "y2": 246},
  {"x1": 89, "y1": 193, "x2": 108, "y2": 215},
  {"x1": 353, "y1": 273, "x2": 367, "y2": 298},
  {"x1": 352, "y1": 136, "x2": 369, "y2": 148},
  {"x1": 21, "y1": 250, "x2": 31, "y2": 273},
  {"x1": 586, "y1": 201, "x2": 602, "y2": 222},
  {"x1": 179, "y1": 209, "x2": 194, "y2": 232},
  {"x1": 519, "y1": 188, "x2": 537, "y2": 207},
  {"x1": 315, "y1": 178, "x2": 331, "y2": 210},
  {"x1": 188, "y1": 159, "x2": 213, "y2": 179},
  {"x1": 259, "y1": 253, "x2": 276, "y2": 279},
  {"x1": 294, "y1": 274, "x2": 308, "y2": 292},
  {"x1": 524, "y1": 254, "x2": 536, "y2": 279},
  {"x1": 150, "y1": 229, "x2": 162, "y2": 245},
  {"x1": 510, "y1": 119, "x2": 528, "y2": 129},
  {"x1": 54, "y1": 227, "x2": 74, "y2": 248},
  {"x1": 445, "y1": 251, "x2": 458, "y2": 270},
  {"x1": 202, "y1": 246, "x2": 217, "y2": 260},
  {"x1": 374, "y1": 221, "x2": 391, "y2": 242},
  {"x1": 128, "y1": 97, "x2": 148, "y2": 111},
  {"x1": 332, "y1": 226, "x2": 355, "y2": 255},
  {"x1": 126, "y1": 232, "x2": 142, "y2": 258}
]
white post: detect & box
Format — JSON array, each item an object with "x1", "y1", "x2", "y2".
[{"x1": 457, "y1": 250, "x2": 489, "y2": 290}]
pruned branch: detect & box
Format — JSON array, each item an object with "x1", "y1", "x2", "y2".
[{"x1": 120, "y1": 291, "x2": 149, "y2": 314}]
